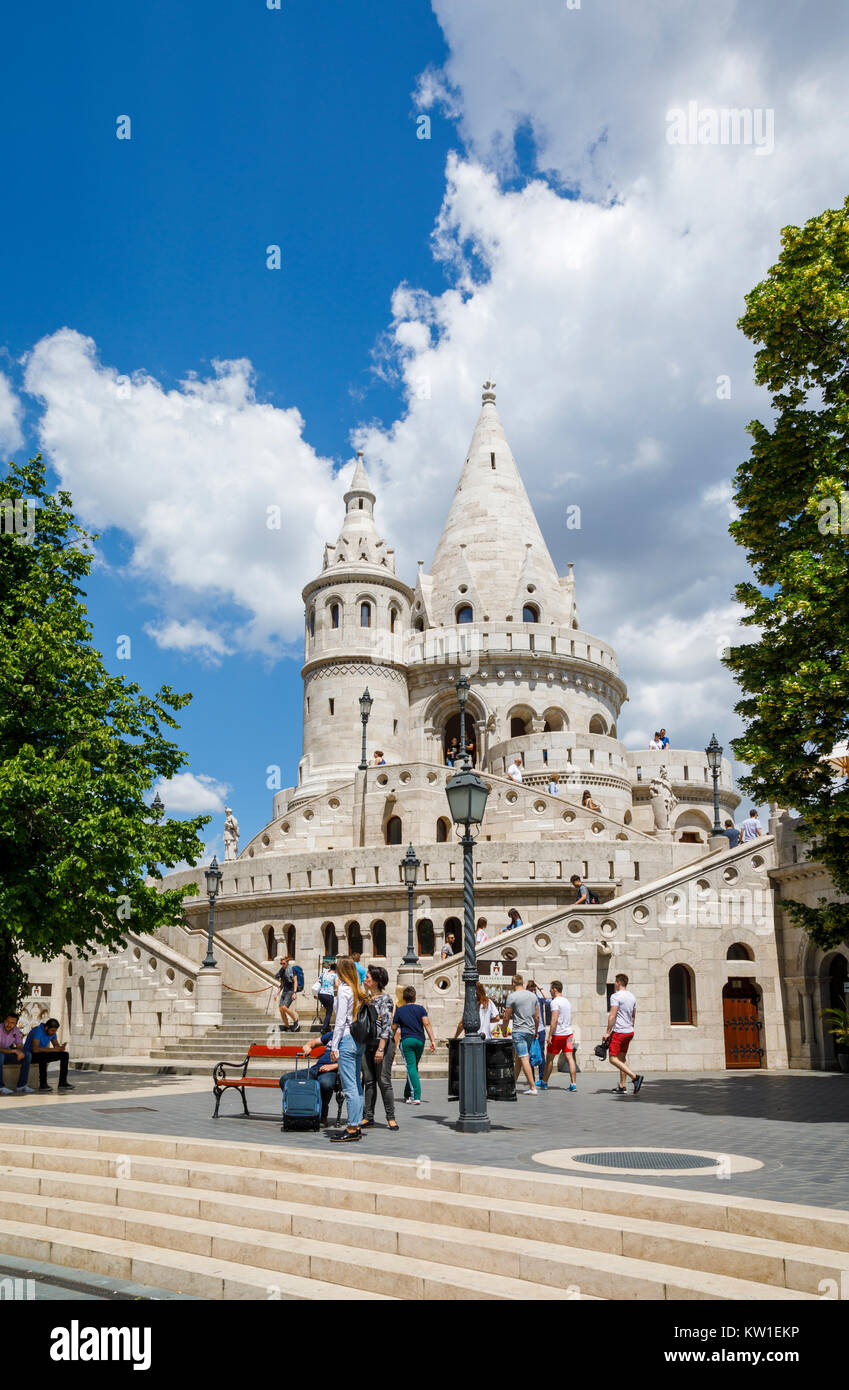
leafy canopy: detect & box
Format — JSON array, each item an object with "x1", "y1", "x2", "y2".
[
  {"x1": 0, "y1": 455, "x2": 208, "y2": 1005},
  {"x1": 725, "y1": 196, "x2": 849, "y2": 949}
]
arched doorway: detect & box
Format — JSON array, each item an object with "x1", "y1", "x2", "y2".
[
  {"x1": 443, "y1": 712, "x2": 476, "y2": 766},
  {"x1": 371, "y1": 920, "x2": 387, "y2": 957},
  {"x1": 824, "y1": 954, "x2": 849, "y2": 1064},
  {"x1": 722, "y1": 979, "x2": 763, "y2": 1068},
  {"x1": 385, "y1": 815, "x2": 403, "y2": 845},
  {"x1": 417, "y1": 918, "x2": 435, "y2": 957}
]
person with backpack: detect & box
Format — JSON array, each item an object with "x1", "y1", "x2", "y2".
[
  {"x1": 275, "y1": 955, "x2": 300, "y2": 1032},
  {"x1": 392, "y1": 985, "x2": 436, "y2": 1105},
  {"x1": 329, "y1": 955, "x2": 371, "y2": 1141},
  {"x1": 361, "y1": 965, "x2": 399, "y2": 1131},
  {"x1": 570, "y1": 875, "x2": 598, "y2": 905}
]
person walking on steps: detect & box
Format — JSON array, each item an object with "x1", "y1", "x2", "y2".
[
  {"x1": 604, "y1": 973, "x2": 643, "y2": 1095},
  {"x1": 329, "y1": 956, "x2": 369, "y2": 1142},
  {"x1": 392, "y1": 985, "x2": 435, "y2": 1105},
  {"x1": 543, "y1": 982, "x2": 577, "y2": 1091},
  {"x1": 275, "y1": 955, "x2": 300, "y2": 1032},
  {"x1": 361, "y1": 965, "x2": 399, "y2": 1131}
]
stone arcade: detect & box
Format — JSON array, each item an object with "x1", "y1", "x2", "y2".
[{"x1": 19, "y1": 386, "x2": 848, "y2": 1072}]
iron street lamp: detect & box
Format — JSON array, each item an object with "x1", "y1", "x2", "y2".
[
  {"x1": 445, "y1": 715, "x2": 491, "y2": 1134},
  {"x1": 358, "y1": 687, "x2": 373, "y2": 770},
  {"x1": 401, "y1": 843, "x2": 420, "y2": 965},
  {"x1": 457, "y1": 674, "x2": 470, "y2": 759},
  {"x1": 203, "y1": 855, "x2": 223, "y2": 968},
  {"x1": 705, "y1": 733, "x2": 723, "y2": 837}
]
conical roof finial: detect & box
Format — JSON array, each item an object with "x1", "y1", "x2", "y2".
[{"x1": 482, "y1": 380, "x2": 496, "y2": 404}]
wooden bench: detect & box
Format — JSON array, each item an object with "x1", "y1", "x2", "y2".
[{"x1": 212, "y1": 1043, "x2": 326, "y2": 1118}]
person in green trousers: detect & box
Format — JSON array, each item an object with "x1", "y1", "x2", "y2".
[{"x1": 392, "y1": 985, "x2": 436, "y2": 1104}]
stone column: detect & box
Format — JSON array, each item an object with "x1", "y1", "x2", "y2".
[
  {"x1": 802, "y1": 993, "x2": 817, "y2": 1053},
  {"x1": 193, "y1": 969, "x2": 223, "y2": 1032}
]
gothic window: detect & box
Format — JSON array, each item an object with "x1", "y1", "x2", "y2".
[
  {"x1": 361, "y1": 602, "x2": 372, "y2": 628},
  {"x1": 308, "y1": 608, "x2": 315, "y2": 637},
  {"x1": 390, "y1": 608, "x2": 398, "y2": 633},
  {"x1": 436, "y1": 817, "x2": 450, "y2": 843},
  {"x1": 284, "y1": 925, "x2": 296, "y2": 956},
  {"x1": 522, "y1": 604, "x2": 539, "y2": 623},
  {"x1": 371, "y1": 920, "x2": 387, "y2": 957},
  {"x1": 417, "y1": 918, "x2": 435, "y2": 956},
  {"x1": 330, "y1": 603, "x2": 340, "y2": 629},
  {"x1": 323, "y1": 922, "x2": 338, "y2": 956},
  {"x1": 385, "y1": 815, "x2": 403, "y2": 845},
  {"x1": 456, "y1": 605, "x2": 473, "y2": 624},
  {"x1": 264, "y1": 925, "x2": 276, "y2": 960},
  {"x1": 669, "y1": 965, "x2": 695, "y2": 1024},
  {"x1": 347, "y1": 921, "x2": 363, "y2": 955}
]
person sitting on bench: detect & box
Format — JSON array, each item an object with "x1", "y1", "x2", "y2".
[
  {"x1": 25, "y1": 1018, "x2": 74, "y2": 1092},
  {"x1": 293, "y1": 1032, "x2": 339, "y2": 1125},
  {"x1": 0, "y1": 1012, "x2": 35, "y2": 1095}
]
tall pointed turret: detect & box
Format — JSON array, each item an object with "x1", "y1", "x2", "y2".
[
  {"x1": 424, "y1": 383, "x2": 571, "y2": 627},
  {"x1": 323, "y1": 451, "x2": 395, "y2": 572}
]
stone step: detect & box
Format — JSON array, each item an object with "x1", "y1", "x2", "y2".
[
  {"x1": 0, "y1": 1132, "x2": 841, "y2": 1299},
  {"x1": 1, "y1": 1162, "x2": 845, "y2": 1295}
]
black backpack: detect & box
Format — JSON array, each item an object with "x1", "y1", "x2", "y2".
[{"x1": 350, "y1": 1001, "x2": 379, "y2": 1048}]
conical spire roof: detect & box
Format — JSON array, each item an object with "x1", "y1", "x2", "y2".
[
  {"x1": 322, "y1": 451, "x2": 395, "y2": 573},
  {"x1": 426, "y1": 383, "x2": 570, "y2": 626}
]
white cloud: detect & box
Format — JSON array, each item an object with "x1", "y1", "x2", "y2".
[
  {"x1": 0, "y1": 372, "x2": 23, "y2": 454},
  {"x1": 23, "y1": 330, "x2": 341, "y2": 656},
  {"x1": 145, "y1": 619, "x2": 233, "y2": 664},
  {"x1": 153, "y1": 772, "x2": 230, "y2": 814}
]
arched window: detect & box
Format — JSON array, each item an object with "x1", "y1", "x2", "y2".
[
  {"x1": 347, "y1": 921, "x2": 363, "y2": 955},
  {"x1": 371, "y1": 920, "x2": 387, "y2": 957},
  {"x1": 417, "y1": 918, "x2": 435, "y2": 956},
  {"x1": 522, "y1": 604, "x2": 539, "y2": 623},
  {"x1": 669, "y1": 965, "x2": 694, "y2": 1025},
  {"x1": 436, "y1": 816, "x2": 450, "y2": 843},
  {"x1": 330, "y1": 603, "x2": 340, "y2": 629},
  {"x1": 510, "y1": 717, "x2": 527, "y2": 738},
  {"x1": 443, "y1": 916, "x2": 462, "y2": 952},
  {"x1": 361, "y1": 602, "x2": 371, "y2": 628},
  {"x1": 308, "y1": 608, "x2": 315, "y2": 637},
  {"x1": 589, "y1": 714, "x2": 608, "y2": 735},
  {"x1": 414, "y1": 617, "x2": 425, "y2": 632},
  {"x1": 385, "y1": 815, "x2": 403, "y2": 845},
  {"x1": 389, "y1": 608, "x2": 398, "y2": 633},
  {"x1": 456, "y1": 605, "x2": 473, "y2": 624},
  {"x1": 727, "y1": 942, "x2": 754, "y2": 961},
  {"x1": 284, "y1": 924, "x2": 296, "y2": 956},
  {"x1": 323, "y1": 922, "x2": 338, "y2": 957},
  {"x1": 264, "y1": 925, "x2": 277, "y2": 960}
]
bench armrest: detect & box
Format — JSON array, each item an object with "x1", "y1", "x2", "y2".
[{"x1": 212, "y1": 1055, "x2": 250, "y2": 1084}]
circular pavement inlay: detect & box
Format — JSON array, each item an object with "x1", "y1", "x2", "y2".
[{"x1": 532, "y1": 1146, "x2": 763, "y2": 1177}]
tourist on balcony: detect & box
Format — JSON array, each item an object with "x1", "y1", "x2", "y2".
[
  {"x1": 740, "y1": 808, "x2": 763, "y2": 842},
  {"x1": 453, "y1": 981, "x2": 500, "y2": 1040},
  {"x1": 547, "y1": 773, "x2": 560, "y2": 795},
  {"x1": 722, "y1": 819, "x2": 740, "y2": 849},
  {"x1": 506, "y1": 907, "x2": 523, "y2": 931},
  {"x1": 372, "y1": 751, "x2": 386, "y2": 766},
  {"x1": 0, "y1": 1012, "x2": 35, "y2": 1095},
  {"x1": 659, "y1": 728, "x2": 670, "y2": 748},
  {"x1": 464, "y1": 736, "x2": 476, "y2": 767},
  {"x1": 475, "y1": 917, "x2": 489, "y2": 945},
  {"x1": 649, "y1": 732, "x2": 663, "y2": 751},
  {"x1": 581, "y1": 789, "x2": 601, "y2": 812},
  {"x1": 362, "y1": 965, "x2": 399, "y2": 1131},
  {"x1": 507, "y1": 754, "x2": 523, "y2": 783},
  {"x1": 329, "y1": 956, "x2": 369, "y2": 1141}
]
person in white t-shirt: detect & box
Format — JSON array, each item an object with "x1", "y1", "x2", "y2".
[
  {"x1": 507, "y1": 755, "x2": 523, "y2": 783},
  {"x1": 740, "y1": 808, "x2": 763, "y2": 843},
  {"x1": 604, "y1": 972, "x2": 643, "y2": 1095},
  {"x1": 543, "y1": 981, "x2": 577, "y2": 1091}
]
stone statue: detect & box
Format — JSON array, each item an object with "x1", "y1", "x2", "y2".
[
  {"x1": 486, "y1": 711, "x2": 498, "y2": 734},
  {"x1": 223, "y1": 806, "x2": 240, "y2": 861},
  {"x1": 649, "y1": 767, "x2": 677, "y2": 832}
]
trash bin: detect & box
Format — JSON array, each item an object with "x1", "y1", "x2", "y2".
[{"x1": 447, "y1": 1037, "x2": 517, "y2": 1101}]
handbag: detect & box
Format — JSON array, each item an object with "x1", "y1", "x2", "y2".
[
  {"x1": 529, "y1": 1037, "x2": 543, "y2": 1068},
  {"x1": 311, "y1": 980, "x2": 322, "y2": 997},
  {"x1": 594, "y1": 1037, "x2": 610, "y2": 1059}
]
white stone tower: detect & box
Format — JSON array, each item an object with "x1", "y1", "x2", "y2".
[{"x1": 298, "y1": 452, "x2": 413, "y2": 801}]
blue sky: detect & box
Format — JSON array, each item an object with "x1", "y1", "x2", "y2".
[{"x1": 3, "y1": 0, "x2": 848, "y2": 852}]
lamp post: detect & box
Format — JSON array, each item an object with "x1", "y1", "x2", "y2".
[
  {"x1": 457, "y1": 674, "x2": 470, "y2": 757},
  {"x1": 401, "y1": 844, "x2": 420, "y2": 965},
  {"x1": 445, "y1": 729, "x2": 490, "y2": 1134},
  {"x1": 203, "y1": 856, "x2": 223, "y2": 968},
  {"x1": 358, "y1": 687, "x2": 373, "y2": 771},
  {"x1": 705, "y1": 734, "x2": 723, "y2": 837}
]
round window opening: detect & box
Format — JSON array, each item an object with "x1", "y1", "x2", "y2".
[
  {"x1": 534, "y1": 933, "x2": 552, "y2": 950},
  {"x1": 400, "y1": 771, "x2": 411, "y2": 784},
  {"x1": 435, "y1": 977, "x2": 452, "y2": 992},
  {"x1": 600, "y1": 920, "x2": 617, "y2": 936},
  {"x1": 502, "y1": 947, "x2": 518, "y2": 961},
  {"x1": 632, "y1": 905, "x2": 650, "y2": 923},
  {"x1": 377, "y1": 774, "x2": 388, "y2": 786},
  {"x1": 567, "y1": 920, "x2": 584, "y2": 935}
]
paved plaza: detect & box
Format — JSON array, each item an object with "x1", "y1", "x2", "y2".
[{"x1": 2, "y1": 1066, "x2": 847, "y2": 1210}]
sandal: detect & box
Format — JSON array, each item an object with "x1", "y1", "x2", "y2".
[
  {"x1": 388, "y1": 1121, "x2": 400, "y2": 1131},
  {"x1": 330, "y1": 1127, "x2": 362, "y2": 1143}
]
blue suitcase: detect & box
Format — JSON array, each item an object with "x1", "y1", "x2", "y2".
[{"x1": 281, "y1": 1055, "x2": 322, "y2": 1131}]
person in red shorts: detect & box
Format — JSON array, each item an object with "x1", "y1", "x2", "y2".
[
  {"x1": 542, "y1": 981, "x2": 577, "y2": 1091},
  {"x1": 604, "y1": 972, "x2": 643, "y2": 1095}
]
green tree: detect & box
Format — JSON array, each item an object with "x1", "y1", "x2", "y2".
[
  {"x1": 0, "y1": 456, "x2": 208, "y2": 1008},
  {"x1": 725, "y1": 196, "x2": 849, "y2": 949}
]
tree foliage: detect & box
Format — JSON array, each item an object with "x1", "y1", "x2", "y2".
[
  {"x1": 725, "y1": 196, "x2": 849, "y2": 949},
  {"x1": 0, "y1": 455, "x2": 208, "y2": 1003}
]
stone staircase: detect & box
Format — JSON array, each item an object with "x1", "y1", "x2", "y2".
[{"x1": 0, "y1": 1124, "x2": 845, "y2": 1300}]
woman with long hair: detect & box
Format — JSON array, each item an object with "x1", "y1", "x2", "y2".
[
  {"x1": 329, "y1": 955, "x2": 369, "y2": 1142},
  {"x1": 361, "y1": 964, "x2": 399, "y2": 1131},
  {"x1": 582, "y1": 789, "x2": 601, "y2": 812},
  {"x1": 453, "y1": 980, "x2": 500, "y2": 1040},
  {"x1": 506, "y1": 907, "x2": 523, "y2": 931}
]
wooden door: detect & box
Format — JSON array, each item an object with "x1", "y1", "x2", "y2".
[{"x1": 723, "y1": 981, "x2": 763, "y2": 1068}]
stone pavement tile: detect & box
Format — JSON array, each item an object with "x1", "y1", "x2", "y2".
[{"x1": 1, "y1": 1069, "x2": 847, "y2": 1209}]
